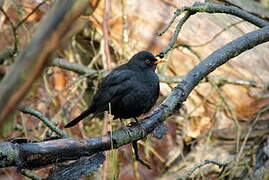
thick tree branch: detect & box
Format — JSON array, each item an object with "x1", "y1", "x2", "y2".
[
  {"x1": 0, "y1": 25, "x2": 268, "y2": 169},
  {"x1": 0, "y1": 0, "x2": 89, "y2": 126}
]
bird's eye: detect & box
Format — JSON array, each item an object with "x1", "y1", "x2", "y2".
[{"x1": 145, "y1": 60, "x2": 151, "y2": 64}]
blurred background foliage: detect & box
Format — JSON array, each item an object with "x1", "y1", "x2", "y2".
[{"x1": 0, "y1": 0, "x2": 269, "y2": 179}]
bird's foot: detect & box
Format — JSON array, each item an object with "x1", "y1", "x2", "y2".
[{"x1": 132, "y1": 141, "x2": 151, "y2": 169}]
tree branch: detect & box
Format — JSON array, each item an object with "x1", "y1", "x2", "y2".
[
  {"x1": 16, "y1": 0, "x2": 47, "y2": 29},
  {"x1": 1, "y1": 25, "x2": 268, "y2": 169},
  {"x1": 19, "y1": 107, "x2": 69, "y2": 138},
  {"x1": 157, "y1": 11, "x2": 194, "y2": 57},
  {"x1": 157, "y1": 2, "x2": 269, "y2": 57},
  {"x1": 181, "y1": 159, "x2": 227, "y2": 180},
  {"x1": 181, "y1": 2, "x2": 269, "y2": 28},
  {"x1": 51, "y1": 58, "x2": 269, "y2": 89}
]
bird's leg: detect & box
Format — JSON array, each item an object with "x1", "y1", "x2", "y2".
[
  {"x1": 119, "y1": 118, "x2": 131, "y2": 137},
  {"x1": 132, "y1": 140, "x2": 151, "y2": 169}
]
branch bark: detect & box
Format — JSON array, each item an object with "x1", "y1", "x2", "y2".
[{"x1": 1, "y1": 25, "x2": 269, "y2": 169}]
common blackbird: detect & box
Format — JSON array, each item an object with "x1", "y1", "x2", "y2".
[{"x1": 64, "y1": 51, "x2": 165, "y2": 128}]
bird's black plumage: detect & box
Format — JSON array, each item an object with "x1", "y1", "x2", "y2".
[{"x1": 64, "y1": 51, "x2": 163, "y2": 128}]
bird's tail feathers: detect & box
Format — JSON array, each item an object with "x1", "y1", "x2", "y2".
[{"x1": 64, "y1": 109, "x2": 94, "y2": 128}]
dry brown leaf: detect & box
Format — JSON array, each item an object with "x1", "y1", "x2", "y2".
[{"x1": 184, "y1": 116, "x2": 213, "y2": 140}]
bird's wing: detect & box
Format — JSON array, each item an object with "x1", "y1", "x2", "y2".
[
  {"x1": 92, "y1": 67, "x2": 135, "y2": 111},
  {"x1": 99, "y1": 65, "x2": 133, "y2": 89},
  {"x1": 65, "y1": 68, "x2": 133, "y2": 128}
]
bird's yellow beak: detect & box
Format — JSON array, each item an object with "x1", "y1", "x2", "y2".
[{"x1": 154, "y1": 59, "x2": 167, "y2": 64}]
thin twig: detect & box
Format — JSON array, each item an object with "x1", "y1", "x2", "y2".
[
  {"x1": 157, "y1": 2, "x2": 269, "y2": 57},
  {"x1": 102, "y1": 0, "x2": 112, "y2": 70},
  {"x1": 179, "y1": 160, "x2": 228, "y2": 180},
  {"x1": 19, "y1": 107, "x2": 69, "y2": 138},
  {"x1": 16, "y1": 0, "x2": 47, "y2": 29},
  {"x1": 0, "y1": 6, "x2": 18, "y2": 57},
  {"x1": 173, "y1": 42, "x2": 202, "y2": 60},
  {"x1": 190, "y1": 20, "x2": 245, "y2": 47},
  {"x1": 157, "y1": 11, "x2": 194, "y2": 58},
  {"x1": 102, "y1": 2, "x2": 112, "y2": 178},
  {"x1": 205, "y1": 76, "x2": 269, "y2": 89},
  {"x1": 235, "y1": 105, "x2": 269, "y2": 166},
  {"x1": 121, "y1": 0, "x2": 129, "y2": 57},
  {"x1": 181, "y1": 2, "x2": 269, "y2": 28},
  {"x1": 0, "y1": 0, "x2": 46, "y2": 61},
  {"x1": 157, "y1": 11, "x2": 180, "y2": 36}
]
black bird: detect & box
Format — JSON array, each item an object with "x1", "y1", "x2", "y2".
[{"x1": 64, "y1": 51, "x2": 165, "y2": 128}]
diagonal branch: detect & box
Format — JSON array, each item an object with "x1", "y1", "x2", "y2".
[
  {"x1": 158, "y1": 11, "x2": 194, "y2": 57},
  {"x1": 16, "y1": 0, "x2": 47, "y2": 29},
  {"x1": 1, "y1": 25, "x2": 268, "y2": 170},
  {"x1": 19, "y1": 107, "x2": 69, "y2": 138}
]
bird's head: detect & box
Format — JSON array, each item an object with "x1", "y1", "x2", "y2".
[{"x1": 128, "y1": 51, "x2": 166, "y2": 71}]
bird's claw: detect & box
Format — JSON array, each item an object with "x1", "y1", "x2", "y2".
[{"x1": 132, "y1": 141, "x2": 151, "y2": 169}]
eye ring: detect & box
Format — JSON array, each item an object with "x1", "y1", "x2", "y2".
[{"x1": 145, "y1": 60, "x2": 151, "y2": 64}]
